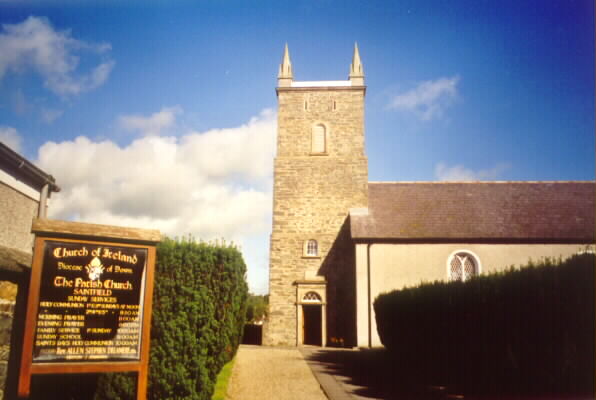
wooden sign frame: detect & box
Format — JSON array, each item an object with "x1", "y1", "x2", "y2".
[{"x1": 18, "y1": 219, "x2": 160, "y2": 399}]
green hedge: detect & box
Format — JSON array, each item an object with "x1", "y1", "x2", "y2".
[
  {"x1": 95, "y1": 236, "x2": 248, "y2": 399},
  {"x1": 374, "y1": 252, "x2": 594, "y2": 395}
]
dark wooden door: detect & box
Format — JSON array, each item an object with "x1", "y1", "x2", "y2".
[{"x1": 302, "y1": 305, "x2": 322, "y2": 346}]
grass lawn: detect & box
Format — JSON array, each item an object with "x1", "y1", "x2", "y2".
[{"x1": 211, "y1": 358, "x2": 235, "y2": 400}]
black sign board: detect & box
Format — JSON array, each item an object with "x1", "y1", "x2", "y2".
[
  {"x1": 19, "y1": 219, "x2": 160, "y2": 400},
  {"x1": 33, "y1": 241, "x2": 147, "y2": 362}
]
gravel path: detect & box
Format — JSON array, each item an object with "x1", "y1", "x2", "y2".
[{"x1": 226, "y1": 345, "x2": 328, "y2": 400}]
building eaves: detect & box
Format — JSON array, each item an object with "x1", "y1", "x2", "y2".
[{"x1": 0, "y1": 142, "x2": 60, "y2": 193}]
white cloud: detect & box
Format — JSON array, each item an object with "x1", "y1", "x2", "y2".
[
  {"x1": 388, "y1": 76, "x2": 460, "y2": 120},
  {"x1": 36, "y1": 109, "x2": 277, "y2": 293},
  {"x1": 435, "y1": 162, "x2": 510, "y2": 181},
  {"x1": 0, "y1": 16, "x2": 114, "y2": 96},
  {"x1": 0, "y1": 126, "x2": 22, "y2": 152},
  {"x1": 118, "y1": 106, "x2": 182, "y2": 137},
  {"x1": 180, "y1": 109, "x2": 276, "y2": 181}
]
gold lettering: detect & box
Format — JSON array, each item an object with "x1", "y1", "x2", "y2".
[
  {"x1": 73, "y1": 288, "x2": 112, "y2": 296},
  {"x1": 67, "y1": 295, "x2": 88, "y2": 302},
  {"x1": 63, "y1": 321, "x2": 84, "y2": 327},
  {"x1": 58, "y1": 327, "x2": 80, "y2": 333},
  {"x1": 37, "y1": 321, "x2": 61, "y2": 326},
  {"x1": 101, "y1": 249, "x2": 138, "y2": 264},
  {"x1": 38, "y1": 314, "x2": 62, "y2": 320},
  {"x1": 35, "y1": 340, "x2": 56, "y2": 346},
  {"x1": 90, "y1": 296, "x2": 117, "y2": 303},
  {"x1": 37, "y1": 334, "x2": 57, "y2": 339},
  {"x1": 54, "y1": 276, "x2": 73, "y2": 287},
  {"x1": 64, "y1": 314, "x2": 84, "y2": 321},
  {"x1": 67, "y1": 347, "x2": 84, "y2": 354},
  {"x1": 52, "y1": 247, "x2": 88, "y2": 259},
  {"x1": 104, "y1": 280, "x2": 133, "y2": 290},
  {"x1": 74, "y1": 278, "x2": 103, "y2": 288},
  {"x1": 58, "y1": 262, "x2": 83, "y2": 271},
  {"x1": 114, "y1": 265, "x2": 133, "y2": 274}
]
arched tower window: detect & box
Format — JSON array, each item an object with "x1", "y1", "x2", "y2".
[
  {"x1": 306, "y1": 239, "x2": 318, "y2": 256},
  {"x1": 311, "y1": 124, "x2": 326, "y2": 154},
  {"x1": 448, "y1": 251, "x2": 481, "y2": 282},
  {"x1": 302, "y1": 291, "x2": 322, "y2": 303}
]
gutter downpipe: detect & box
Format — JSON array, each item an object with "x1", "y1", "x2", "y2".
[
  {"x1": 37, "y1": 184, "x2": 49, "y2": 219},
  {"x1": 367, "y1": 242, "x2": 372, "y2": 348}
]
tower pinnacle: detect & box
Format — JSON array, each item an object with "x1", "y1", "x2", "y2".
[
  {"x1": 349, "y1": 42, "x2": 364, "y2": 85},
  {"x1": 278, "y1": 43, "x2": 293, "y2": 87}
]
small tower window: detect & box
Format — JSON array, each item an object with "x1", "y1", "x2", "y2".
[
  {"x1": 311, "y1": 124, "x2": 326, "y2": 154},
  {"x1": 306, "y1": 239, "x2": 318, "y2": 256},
  {"x1": 304, "y1": 100, "x2": 308, "y2": 111}
]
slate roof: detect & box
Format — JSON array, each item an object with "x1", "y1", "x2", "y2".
[{"x1": 350, "y1": 181, "x2": 595, "y2": 242}]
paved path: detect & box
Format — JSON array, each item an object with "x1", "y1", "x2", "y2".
[
  {"x1": 301, "y1": 347, "x2": 383, "y2": 400},
  {"x1": 226, "y1": 345, "x2": 328, "y2": 400}
]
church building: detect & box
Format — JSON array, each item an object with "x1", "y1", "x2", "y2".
[{"x1": 264, "y1": 44, "x2": 595, "y2": 348}]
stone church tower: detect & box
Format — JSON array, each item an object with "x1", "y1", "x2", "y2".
[{"x1": 265, "y1": 44, "x2": 368, "y2": 346}]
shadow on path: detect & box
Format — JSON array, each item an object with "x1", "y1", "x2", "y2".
[
  {"x1": 302, "y1": 347, "x2": 437, "y2": 400},
  {"x1": 301, "y1": 347, "x2": 593, "y2": 400}
]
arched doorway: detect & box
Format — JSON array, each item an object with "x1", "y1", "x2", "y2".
[
  {"x1": 302, "y1": 292, "x2": 322, "y2": 345},
  {"x1": 295, "y1": 280, "x2": 327, "y2": 347}
]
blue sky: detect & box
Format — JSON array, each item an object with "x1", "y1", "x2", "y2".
[{"x1": 0, "y1": 0, "x2": 593, "y2": 294}]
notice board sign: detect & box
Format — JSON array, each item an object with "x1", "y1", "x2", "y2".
[
  {"x1": 19, "y1": 219, "x2": 160, "y2": 399},
  {"x1": 34, "y1": 241, "x2": 147, "y2": 362}
]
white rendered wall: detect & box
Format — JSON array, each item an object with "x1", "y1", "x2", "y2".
[{"x1": 355, "y1": 243, "x2": 594, "y2": 347}]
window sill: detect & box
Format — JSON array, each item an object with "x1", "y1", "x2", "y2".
[
  {"x1": 302, "y1": 255, "x2": 321, "y2": 259},
  {"x1": 309, "y1": 152, "x2": 328, "y2": 156}
]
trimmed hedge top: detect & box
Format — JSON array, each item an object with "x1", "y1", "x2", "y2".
[{"x1": 374, "y1": 252, "x2": 595, "y2": 395}]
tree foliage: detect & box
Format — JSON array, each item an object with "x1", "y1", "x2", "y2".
[
  {"x1": 245, "y1": 293, "x2": 268, "y2": 323},
  {"x1": 95, "y1": 236, "x2": 248, "y2": 400}
]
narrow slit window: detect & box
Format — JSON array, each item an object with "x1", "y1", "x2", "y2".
[{"x1": 311, "y1": 124, "x2": 326, "y2": 153}]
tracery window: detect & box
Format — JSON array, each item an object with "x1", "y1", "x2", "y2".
[
  {"x1": 302, "y1": 291, "x2": 322, "y2": 303},
  {"x1": 448, "y1": 251, "x2": 480, "y2": 282}
]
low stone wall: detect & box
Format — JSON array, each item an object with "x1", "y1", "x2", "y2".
[
  {"x1": 0, "y1": 301, "x2": 15, "y2": 400},
  {"x1": 0, "y1": 245, "x2": 31, "y2": 399}
]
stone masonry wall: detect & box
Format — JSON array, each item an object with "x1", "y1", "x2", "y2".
[
  {"x1": 265, "y1": 86, "x2": 368, "y2": 346},
  {"x1": 0, "y1": 183, "x2": 37, "y2": 254},
  {"x1": 0, "y1": 301, "x2": 14, "y2": 400},
  {"x1": 0, "y1": 183, "x2": 37, "y2": 397}
]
